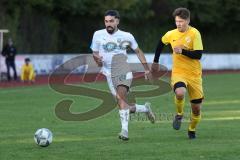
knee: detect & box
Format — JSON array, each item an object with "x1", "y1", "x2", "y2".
[
  {"x1": 191, "y1": 98, "x2": 203, "y2": 115},
  {"x1": 191, "y1": 105, "x2": 201, "y2": 116},
  {"x1": 175, "y1": 89, "x2": 185, "y2": 100},
  {"x1": 192, "y1": 109, "x2": 200, "y2": 115},
  {"x1": 174, "y1": 82, "x2": 186, "y2": 99},
  {"x1": 117, "y1": 97, "x2": 127, "y2": 109}
]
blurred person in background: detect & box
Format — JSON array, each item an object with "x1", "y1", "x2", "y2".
[
  {"x1": 1, "y1": 38, "x2": 18, "y2": 81},
  {"x1": 21, "y1": 58, "x2": 35, "y2": 83}
]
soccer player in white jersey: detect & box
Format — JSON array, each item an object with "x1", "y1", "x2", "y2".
[{"x1": 91, "y1": 10, "x2": 155, "y2": 141}]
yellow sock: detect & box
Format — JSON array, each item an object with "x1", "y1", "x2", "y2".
[
  {"x1": 174, "y1": 96, "x2": 185, "y2": 115},
  {"x1": 188, "y1": 113, "x2": 201, "y2": 131}
]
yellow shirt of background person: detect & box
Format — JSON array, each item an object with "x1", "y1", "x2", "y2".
[
  {"x1": 162, "y1": 26, "x2": 203, "y2": 78},
  {"x1": 21, "y1": 58, "x2": 35, "y2": 82}
]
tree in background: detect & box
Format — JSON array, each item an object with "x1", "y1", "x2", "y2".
[{"x1": 0, "y1": 0, "x2": 239, "y2": 53}]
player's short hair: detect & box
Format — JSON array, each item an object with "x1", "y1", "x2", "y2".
[
  {"x1": 25, "y1": 58, "x2": 30, "y2": 62},
  {"x1": 173, "y1": 8, "x2": 190, "y2": 20},
  {"x1": 105, "y1": 10, "x2": 120, "y2": 19}
]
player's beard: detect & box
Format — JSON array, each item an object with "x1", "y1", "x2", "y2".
[{"x1": 106, "y1": 26, "x2": 115, "y2": 34}]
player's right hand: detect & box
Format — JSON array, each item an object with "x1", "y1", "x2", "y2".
[{"x1": 93, "y1": 53, "x2": 103, "y2": 67}]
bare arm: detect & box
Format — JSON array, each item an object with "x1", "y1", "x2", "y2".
[
  {"x1": 134, "y1": 47, "x2": 152, "y2": 80},
  {"x1": 92, "y1": 51, "x2": 103, "y2": 67},
  {"x1": 135, "y1": 47, "x2": 150, "y2": 71}
]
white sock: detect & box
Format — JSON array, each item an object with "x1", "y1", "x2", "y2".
[
  {"x1": 135, "y1": 104, "x2": 149, "y2": 113},
  {"x1": 119, "y1": 109, "x2": 129, "y2": 132}
]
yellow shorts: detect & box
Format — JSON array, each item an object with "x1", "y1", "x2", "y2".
[{"x1": 171, "y1": 75, "x2": 204, "y2": 101}]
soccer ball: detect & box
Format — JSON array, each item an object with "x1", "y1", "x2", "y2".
[{"x1": 34, "y1": 128, "x2": 53, "y2": 147}]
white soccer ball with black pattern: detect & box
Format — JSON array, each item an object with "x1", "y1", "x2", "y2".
[{"x1": 34, "y1": 128, "x2": 53, "y2": 147}]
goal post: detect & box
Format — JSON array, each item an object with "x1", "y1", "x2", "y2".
[
  {"x1": 0, "y1": 29, "x2": 9, "y2": 81},
  {"x1": 0, "y1": 29, "x2": 9, "y2": 52}
]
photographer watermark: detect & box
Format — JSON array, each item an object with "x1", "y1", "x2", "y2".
[{"x1": 49, "y1": 54, "x2": 171, "y2": 121}]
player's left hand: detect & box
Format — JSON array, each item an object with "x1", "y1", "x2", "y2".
[
  {"x1": 173, "y1": 46, "x2": 182, "y2": 54},
  {"x1": 151, "y1": 62, "x2": 159, "y2": 73}
]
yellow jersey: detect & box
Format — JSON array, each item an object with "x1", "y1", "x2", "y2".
[
  {"x1": 162, "y1": 26, "x2": 203, "y2": 78},
  {"x1": 21, "y1": 64, "x2": 35, "y2": 81}
]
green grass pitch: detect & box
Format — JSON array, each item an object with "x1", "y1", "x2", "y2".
[{"x1": 0, "y1": 73, "x2": 240, "y2": 160}]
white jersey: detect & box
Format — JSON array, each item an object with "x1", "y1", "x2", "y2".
[{"x1": 90, "y1": 29, "x2": 138, "y2": 76}]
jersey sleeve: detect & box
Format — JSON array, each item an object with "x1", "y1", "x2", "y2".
[
  {"x1": 128, "y1": 33, "x2": 138, "y2": 50},
  {"x1": 193, "y1": 30, "x2": 203, "y2": 50},
  {"x1": 90, "y1": 32, "x2": 100, "y2": 52},
  {"x1": 161, "y1": 31, "x2": 171, "y2": 45}
]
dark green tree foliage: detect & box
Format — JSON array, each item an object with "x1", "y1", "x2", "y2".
[{"x1": 0, "y1": 0, "x2": 239, "y2": 53}]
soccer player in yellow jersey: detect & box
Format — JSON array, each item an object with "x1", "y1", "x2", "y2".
[
  {"x1": 21, "y1": 58, "x2": 35, "y2": 83},
  {"x1": 152, "y1": 8, "x2": 203, "y2": 139}
]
